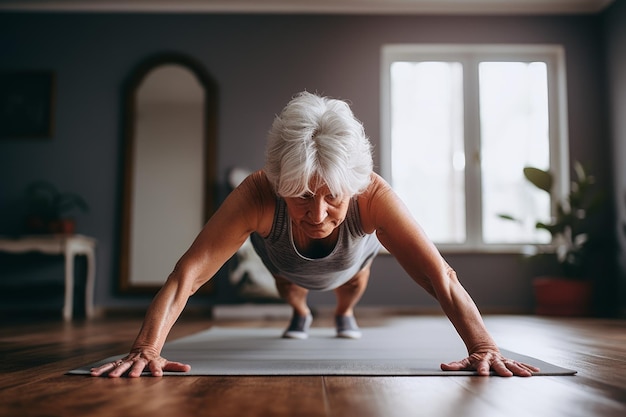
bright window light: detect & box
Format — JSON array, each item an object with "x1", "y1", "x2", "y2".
[
  {"x1": 390, "y1": 61, "x2": 465, "y2": 243},
  {"x1": 479, "y1": 62, "x2": 551, "y2": 244},
  {"x1": 382, "y1": 45, "x2": 568, "y2": 251}
]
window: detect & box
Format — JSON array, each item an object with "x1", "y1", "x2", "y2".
[{"x1": 381, "y1": 44, "x2": 569, "y2": 251}]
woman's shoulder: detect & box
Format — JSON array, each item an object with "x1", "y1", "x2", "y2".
[
  {"x1": 356, "y1": 173, "x2": 394, "y2": 233},
  {"x1": 236, "y1": 170, "x2": 277, "y2": 236},
  {"x1": 243, "y1": 170, "x2": 272, "y2": 191},
  {"x1": 359, "y1": 173, "x2": 394, "y2": 201}
]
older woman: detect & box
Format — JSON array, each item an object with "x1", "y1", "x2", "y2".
[{"x1": 91, "y1": 91, "x2": 539, "y2": 378}]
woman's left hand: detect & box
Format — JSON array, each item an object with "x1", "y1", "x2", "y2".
[{"x1": 440, "y1": 348, "x2": 540, "y2": 377}]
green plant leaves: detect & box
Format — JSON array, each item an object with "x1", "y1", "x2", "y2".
[
  {"x1": 24, "y1": 180, "x2": 89, "y2": 219},
  {"x1": 500, "y1": 161, "x2": 605, "y2": 278},
  {"x1": 523, "y1": 167, "x2": 552, "y2": 193}
]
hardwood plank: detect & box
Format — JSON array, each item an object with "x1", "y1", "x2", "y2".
[
  {"x1": 323, "y1": 376, "x2": 494, "y2": 417},
  {"x1": 188, "y1": 377, "x2": 327, "y2": 417},
  {"x1": 455, "y1": 376, "x2": 626, "y2": 417},
  {"x1": 0, "y1": 375, "x2": 328, "y2": 417},
  {"x1": 0, "y1": 374, "x2": 196, "y2": 417}
]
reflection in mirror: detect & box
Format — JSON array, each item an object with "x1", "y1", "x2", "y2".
[{"x1": 120, "y1": 55, "x2": 217, "y2": 294}]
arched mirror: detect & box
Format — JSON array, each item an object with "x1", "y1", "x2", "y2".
[{"x1": 119, "y1": 53, "x2": 217, "y2": 294}]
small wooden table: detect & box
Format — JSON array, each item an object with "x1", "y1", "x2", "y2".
[{"x1": 0, "y1": 234, "x2": 96, "y2": 321}]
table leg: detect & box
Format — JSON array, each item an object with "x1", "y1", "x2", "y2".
[
  {"x1": 85, "y1": 249, "x2": 95, "y2": 319},
  {"x1": 63, "y1": 248, "x2": 74, "y2": 322}
]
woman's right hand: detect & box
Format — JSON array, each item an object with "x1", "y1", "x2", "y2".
[{"x1": 90, "y1": 350, "x2": 191, "y2": 378}]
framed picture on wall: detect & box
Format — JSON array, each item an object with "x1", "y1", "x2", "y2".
[{"x1": 0, "y1": 71, "x2": 55, "y2": 138}]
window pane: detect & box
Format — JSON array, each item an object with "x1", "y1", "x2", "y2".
[
  {"x1": 479, "y1": 62, "x2": 551, "y2": 244},
  {"x1": 390, "y1": 61, "x2": 465, "y2": 243}
]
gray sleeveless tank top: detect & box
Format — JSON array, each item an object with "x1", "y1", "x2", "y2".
[{"x1": 250, "y1": 198, "x2": 381, "y2": 291}]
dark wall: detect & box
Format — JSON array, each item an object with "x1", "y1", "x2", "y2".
[
  {"x1": 605, "y1": 0, "x2": 626, "y2": 315},
  {"x1": 0, "y1": 11, "x2": 616, "y2": 314}
]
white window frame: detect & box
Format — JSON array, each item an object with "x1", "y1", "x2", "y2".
[{"x1": 380, "y1": 44, "x2": 570, "y2": 253}]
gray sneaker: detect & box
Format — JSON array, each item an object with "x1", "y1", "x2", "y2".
[
  {"x1": 336, "y1": 315, "x2": 362, "y2": 339},
  {"x1": 282, "y1": 313, "x2": 313, "y2": 339}
]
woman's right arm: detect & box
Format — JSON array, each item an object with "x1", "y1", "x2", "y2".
[{"x1": 90, "y1": 171, "x2": 274, "y2": 378}]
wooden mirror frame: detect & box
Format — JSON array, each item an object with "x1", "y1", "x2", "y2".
[{"x1": 118, "y1": 53, "x2": 218, "y2": 295}]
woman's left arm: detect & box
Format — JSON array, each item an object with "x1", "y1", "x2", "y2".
[{"x1": 360, "y1": 174, "x2": 539, "y2": 377}]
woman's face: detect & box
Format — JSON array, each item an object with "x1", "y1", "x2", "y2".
[{"x1": 284, "y1": 184, "x2": 351, "y2": 240}]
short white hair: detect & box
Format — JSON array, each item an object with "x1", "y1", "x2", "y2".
[{"x1": 264, "y1": 91, "x2": 373, "y2": 198}]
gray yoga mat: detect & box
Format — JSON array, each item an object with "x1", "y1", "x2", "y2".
[{"x1": 69, "y1": 318, "x2": 576, "y2": 376}]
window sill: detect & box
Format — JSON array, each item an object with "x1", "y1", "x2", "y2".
[{"x1": 379, "y1": 244, "x2": 541, "y2": 256}]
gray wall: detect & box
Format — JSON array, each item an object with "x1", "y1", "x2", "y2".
[{"x1": 0, "y1": 10, "x2": 621, "y2": 315}]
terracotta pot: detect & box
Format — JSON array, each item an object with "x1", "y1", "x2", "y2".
[
  {"x1": 533, "y1": 276, "x2": 593, "y2": 317},
  {"x1": 47, "y1": 219, "x2": 76, "y2": 234}
]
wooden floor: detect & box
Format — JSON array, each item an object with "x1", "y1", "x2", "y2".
[{"x1": 1, "y1": 310, "x2": 625, "y2": 417}]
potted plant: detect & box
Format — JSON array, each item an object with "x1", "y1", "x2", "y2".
[
  {"x1": 24, "y1": 180, "x2": 89, "y2": 234},
  {"x1": 499, "y1": 161, "x2": 604, "y2": 316}
]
